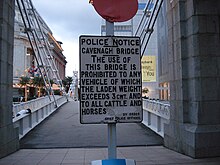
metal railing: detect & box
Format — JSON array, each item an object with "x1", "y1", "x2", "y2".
[
  {"x1": 142, "y1": 99, "x2": 170, "y2": 137},
  {"x1": 13, "y1": 97, "x2": 169, "y2": 139},
  {"x1": 13, "y1": 96, "x2": 68, "y2": 139},
  {"x1": 13, "y1": 96, "x2": 51, "y2": 117}
]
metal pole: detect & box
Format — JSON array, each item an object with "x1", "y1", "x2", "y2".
[
  {"x1": 108, "y1": 123, "x2": 117, "y2": 159},
  {"x1": 106, "y1": 20, "x2": 116, "y2": 159},
  {"x1": 106, "y1": 21, "x2": 114, "y2": 36}
]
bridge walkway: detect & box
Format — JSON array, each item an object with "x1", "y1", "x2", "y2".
[
  {"x1": 20, "y1": 99, "x2": 163, "y2": 148},
  {"x1": 1, "y1": 100, "x2": 220, "y2": 164}
]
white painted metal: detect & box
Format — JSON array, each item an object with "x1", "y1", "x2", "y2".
[
  {"x1": 142, "y1": 99, "x2": 170, "y2": 137},
  {"x1": 106, "y1": 20, "x2": 117, "y2": 160},
  {"x1": 13, "y1": 97, "x2": 170, "y2": 139},
  {"x1": 13, "y1": 96, "x2": 68, "y2": 139}
]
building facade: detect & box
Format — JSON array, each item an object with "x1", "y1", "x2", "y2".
[
  {"x1": 47, "y1": 33, "x2": 67, "y2": 80},
  {"x1": 13, "y1": 4, "x2": 66, "y2": 81},
  {"x1": 157, "y1": 2, "x2": 170, "y2": 100},
  {"x1": 158, "y1": 0, "x2": 220, "y2": 158},
  {"x1": 13, "y1": 2, "x2": 66, "y2": 99}
]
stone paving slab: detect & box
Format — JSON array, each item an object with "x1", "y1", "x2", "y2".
[
  {"x1": 0, "y1": 146, "x2": 220, "y2": 165},
  {"x1": 20, "y1": 100, "x2": 163, "y2": 149},
  {"x1": 2, "y1": 100, "x2": 220, "y2": 164}
]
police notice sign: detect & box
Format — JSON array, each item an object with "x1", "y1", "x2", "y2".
[{"x1": 79, "y1": 36, "x2": 142, "y2": 124}]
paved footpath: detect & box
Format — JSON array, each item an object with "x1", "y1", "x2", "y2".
[
  {"x1": 1, "y1": 100, "x2": 220, "y2": 164},
  {"x1": 1, "y1": 146, "x2": 220, "y2": 164},
  {"x1": 20, "y1": 100, "x2": 163, "y2": 149}
]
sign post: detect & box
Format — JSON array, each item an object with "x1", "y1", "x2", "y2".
[
  {"x1": 80, "y1": 2, "x2": 141, "y2": 159},
  {"x1": 106, "y1": 20, "x2": 116, "y2": 159},
  {"x1": 85, "y1": 0, "x2": 140, "y2": 163},
  {"x1": 79, "y1": 34, "x2": 142, "y2": 159}
]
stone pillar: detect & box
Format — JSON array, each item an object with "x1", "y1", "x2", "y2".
[
  {"x1": 0, "y1": 0, "x2": 19, "y2": 158},
  {"x1": 164, "y1": 0, "x2": 220, "y2": 158}
]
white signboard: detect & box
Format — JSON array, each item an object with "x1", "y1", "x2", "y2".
[{"x1": 79, "y1": 35, "x2": 142, "y2": 124}]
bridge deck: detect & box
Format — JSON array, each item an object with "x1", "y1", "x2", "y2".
[
  {"x1": 2, "y1": 100, "x2": 220, "y2": 164},
  {"x1": 20, "y1": 100, "x2": 163, "y2": 149}
]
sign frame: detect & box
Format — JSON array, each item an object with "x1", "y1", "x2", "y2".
[{"x1": 79, "y1": 35, "x2": 142, "y2": 124}]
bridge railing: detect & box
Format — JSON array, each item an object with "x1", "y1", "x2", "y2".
[
  {"x1": 13, "y1": 97, "x2": 170, "y2": 139},
  {"x1": 13, "y1": 95, "x2": 68, "y2": 139},
  {"x1": 142, "y1": 99, "x2": 170, "y2": 137},
  {"x1": 13, "y1": 96, "x2": 51, "y2": 117}
]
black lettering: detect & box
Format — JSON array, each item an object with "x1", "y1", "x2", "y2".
[
  {"x1": 112, "y1": 93, "x2": 127, "y2": 100},
  {"x1": 81, "y1": 38, "x2": 109, "y2": 46},
  {"x1": 81, "y1": 79, "x2": 108, "y2": 85},
  {"x1": 129, "y1": 93, "x2": 141, "y2": 99},
  {"x1": 130, "y1": 100, "x2": 142, "y2": 106},
  {"x1": 121, "y1": 79, "x2": 141, "y2": 85},
  {"x1": 81, "y1": 93, "x2": 110, "y2": 100},
  {"x1": 86, "y1": 64, "x2": 100, "y2": 70},
  {"x1": 105, "y1": 117, "x2": 114, "y2": 120},
  {"x1": 112, "y1": 38, "x2": 140, "y2": 46},
  {"x1": 115, "y1": 117, "x2": 126, "y2": 120},
  {"x1": 104, "y1": 64, "x2": 127, "y2": 70},
  {"x1": 80, "y1": 71, "x2": 117, "y2": 78},
  {"x1": 91, "y1": 101, "x2": 103, "y2": 107},
  {"x1": 118, "y1": 86, "x2": 141, "y2": 92},
  {"x1": 129, "y1": 71, "x2": 141, "y2": 77},
  {"x1": 127, "y1": 116, "x2": 141, "y2": 120},
  {"x1": 96, "y1": 86, "x2": 117, "y2": 92},
  {"x1": 82, "y1": 47, "x2": 113, "y2": 54},
  {"x1": 82, "y1": 108, "x2": 107, "y2": 115},
  {"x1": 116, "y1": 48, "x2": 139, "y2": 54},
  {"x1": 107, "y1": 56, "x2": 120, "y2": 63},
  {"x1": 81, "y1": 86, "x2": 94, "y2": 92},
  {"x1": 104, "y1": 100, "x2": 127, "y2": 107}
]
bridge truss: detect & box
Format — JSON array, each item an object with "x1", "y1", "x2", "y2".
[
  {"x1": 16, "y1": 0, "x2": 66, "y2": 106},
  {"x1": 135, "y1": 0, "x2": 164, "y2": 56}
]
